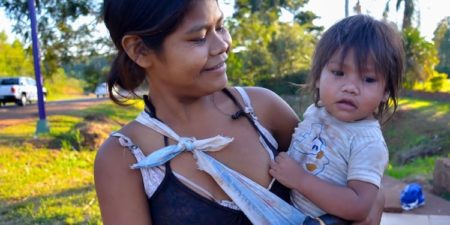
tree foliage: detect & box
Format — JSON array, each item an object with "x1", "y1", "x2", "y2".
[
  {"x1": 383, "y1": 0, "x2": 443, "y2": 89},
  {"x1": 0, "y1": 0, "x2": 105, "y2": 78},
  {"x1": 228, "y1": 0, "x2": 318, "y2": 86},
  {"x1": 0, "y1": 31, "x2": 34, "y2": 76},
  {"x1": 402, "y1": 27, "x2": 439, "y2": 88},
  {"x1": 433, "y1": 17, "x2": 450, "y2": 77}
]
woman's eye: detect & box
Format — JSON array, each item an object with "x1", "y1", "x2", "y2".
[
  {"x1": 331, "y1": 70, "x2": 344, "y2": 76},
  {"x1": 192, "y1": 37, "x2": 206, "y2": 44},
  {"x1": 216, "y1": 25, "x2": 226, "y2": 33}
]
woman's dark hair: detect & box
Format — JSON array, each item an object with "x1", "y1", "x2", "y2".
[
  {"x1": 307, "y1": 14, "x2": 405, "y2": 122},
  {"x1": 103, "y1": 0, "x2": 195, "y2": 104}
]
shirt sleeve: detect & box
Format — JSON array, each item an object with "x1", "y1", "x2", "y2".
[{"x1": 347, "y1": 139, "x2": 389, "y2": 188}]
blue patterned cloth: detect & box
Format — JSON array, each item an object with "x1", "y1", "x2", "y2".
[{"x1": 400, "y1": 183, "x2": 425, "y2": 211}]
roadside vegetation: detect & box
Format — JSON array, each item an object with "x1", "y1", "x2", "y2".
[{"x1": 0, "y1": 101, "x2": 143, "y2": 225}]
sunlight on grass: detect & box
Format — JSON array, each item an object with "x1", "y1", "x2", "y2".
[
  {"x1": 82, "y1": 100, "x2": 144, "y2": 124},
  {"x1": 0, "y1": 123, "x2": 35, "y2": 137},
  {"x1": 399, "y1": 98, "x2": 450, "y2": 113},
  {"x1": 386, "y1": 156, "x2": 438, "y2": 179},
  {"x1": 399, "y1": 98, "x2": 432, "y2": 109},
  {"x1": 0, "y1": 100, "x2": 145, "y2": 224},
  {"x1": 0, "y1": 148, "x2": 95, "y2": 200},
  {"x1": 1, "y1": 186, "x2": 101, "y2": 225},
  {"x1": 0, "y1": 147, "x2": 100, "y2": 224},
  {"x1": 47, "y1": 116, "x2": 83, "y2": 135}
]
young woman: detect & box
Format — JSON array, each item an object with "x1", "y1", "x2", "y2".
[{"x1": 95, "y1": 1, "x2": 384, "y2": 224}]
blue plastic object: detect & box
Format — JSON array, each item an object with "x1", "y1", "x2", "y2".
[{"x1": 400, "y1": 183, "x2": 425, "y2": 211}]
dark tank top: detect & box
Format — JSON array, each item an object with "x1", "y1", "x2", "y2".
[{"x1": 143, "y1": 88, "x2": 290, "y2": 225}]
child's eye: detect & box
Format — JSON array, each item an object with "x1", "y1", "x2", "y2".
[
  {"x1": 363, "y1": 76, "x2": 377, "y2": 83},
  {"x1": 331, "y1": 70, "x2": 344, "y2": 76}
]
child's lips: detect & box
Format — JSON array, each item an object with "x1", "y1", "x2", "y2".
[{"x1": 336, "y1": 99, "x2": 357, "y2": 110}]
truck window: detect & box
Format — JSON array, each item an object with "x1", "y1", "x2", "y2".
[{"x1": 0, "y1": 78, "x2": 19, "y2": 85}]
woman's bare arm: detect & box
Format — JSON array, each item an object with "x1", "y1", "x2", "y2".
[{"x1": 94, "y1": 137, "x2": 152, "y2": 225}]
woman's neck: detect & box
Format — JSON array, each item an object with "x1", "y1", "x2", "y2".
[{"x1": 148, "y1": 89, "x2": 215, "y2": 126}]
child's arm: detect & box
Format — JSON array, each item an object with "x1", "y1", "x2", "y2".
[{"x1": 269, "y1": 152, "x2": 378, "y2": 221}]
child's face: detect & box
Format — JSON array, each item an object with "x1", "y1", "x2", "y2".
[{"x1": 318, "y1": 49, "x2": 387, "y2": 122}]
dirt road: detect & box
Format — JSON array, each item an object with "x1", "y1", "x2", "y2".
[{"x1": 0, "y1": 97, "x2": 108, "y2": 127}]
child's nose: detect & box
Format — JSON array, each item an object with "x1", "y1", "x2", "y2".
[{"x1": 341, "y1": 80, "x2": 359, "y2": 95}]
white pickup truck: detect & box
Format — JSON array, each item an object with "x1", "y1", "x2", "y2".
[{"x1": 0, "y1": 76, "x2": 47, "y2": 106}]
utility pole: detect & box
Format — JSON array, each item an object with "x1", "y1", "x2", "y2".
[
  {"x1": 345, "y1": 0, "x2": 349, "y2": 17},
  {"x1": 28, "y1": 0, "x2": 49, "y2": 135}
]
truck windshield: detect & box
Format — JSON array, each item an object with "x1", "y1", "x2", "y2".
[{"x1": 0, "y1": 78, "x2": 19, "y2": 85}]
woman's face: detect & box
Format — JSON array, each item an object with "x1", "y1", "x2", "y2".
[{"x1": 148, "y1": 0, "x2": 231, "y2": 97}]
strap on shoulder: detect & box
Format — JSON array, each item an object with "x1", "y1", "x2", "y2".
[{"x1": 221, "y1": 87, "x2": 277, "y2": 153}]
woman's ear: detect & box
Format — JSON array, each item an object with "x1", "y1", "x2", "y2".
[
  {"x1": 382, "y1": 92, "x2": 389, "y2": 102},
  {"x1": 121, "y1": 35, "x2": 153, "y2": 68}
]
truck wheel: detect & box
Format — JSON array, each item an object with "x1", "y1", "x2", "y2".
[{"x1": 16, "y1": 94, "x2": 27, "y2": 106}]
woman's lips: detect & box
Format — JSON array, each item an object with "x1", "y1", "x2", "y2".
[{"x1": 203, "y1": 62, "x2": 226, "y2": 72}]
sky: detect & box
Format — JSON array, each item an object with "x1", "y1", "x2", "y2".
[
  {"x1": 1, "y1": 0, "x2": 448, "y2": 43},
  {"x1": 219, "y1": 0, "x2": 449, "y2": 41}
]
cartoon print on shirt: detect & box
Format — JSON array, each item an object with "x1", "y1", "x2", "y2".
[{"x1": 289, "y1": 123, "x2": 329, "y2": 175}]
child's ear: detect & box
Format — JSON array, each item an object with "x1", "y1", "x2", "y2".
[{"x1": 121, "y1": 35, "x2": 153, "y2": 68}]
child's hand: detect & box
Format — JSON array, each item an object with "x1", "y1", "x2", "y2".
[{"x1": 269, "y1": 152, "x2": 307, "y2": 190}]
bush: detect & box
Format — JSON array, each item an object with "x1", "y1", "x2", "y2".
[
  {"x1": 429, "y1": 72, "x2": 448, "y2": 92},
  {"x1": 256, "y1": 71, "x2": 309, "y2": 95}
]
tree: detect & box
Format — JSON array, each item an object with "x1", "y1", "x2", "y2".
[
  {"x1": 227, "y1": 10, "x2": 315, "y2": 86},
  {"x1": 234, "y1": 0, "x2": 322, "y2": 32},
  {"x1": 0, "y1": 0, "x2": 105, "y2": 78},
  {"x1": 382, "y1": 0, "x2": 442, "y2": 89},
  {"x1": 402, "y1": 28, "x2": 439, "y2": 88},
  {"x1": 228, "y1": 0, "x2": 318, "y2": 85},
  {"x1": 397, "y1": 0, "x2": 415, "y2": 30},
  {"x1": 0, "y1": 31, "x2": 34, "y2": 76},
  {"x1": 433, "y1": 17, "x2": 450, "y2": 77}
]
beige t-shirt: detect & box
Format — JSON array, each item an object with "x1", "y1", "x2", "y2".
[{"x1": 288, "y1": 104, "x2": 389, "y2": 217}]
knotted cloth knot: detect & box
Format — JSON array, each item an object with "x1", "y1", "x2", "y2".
[{"x1": 178, "y1": 137, "x2": 195, "y2": 151}]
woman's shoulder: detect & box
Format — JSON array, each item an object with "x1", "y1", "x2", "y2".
[
  {"x1": 238, "y1": 86, "x2": 280, "y2": 101},
  {"x1": 235, "y1": 86, "x2": 298, "y2": 120},
  {"x1": 95, "y1": 121, "x2": 164, "y2": 167}
]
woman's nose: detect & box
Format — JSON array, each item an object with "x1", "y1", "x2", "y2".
[{"x1": 210, "y1": 31, "x2": 231, "y2": 56}]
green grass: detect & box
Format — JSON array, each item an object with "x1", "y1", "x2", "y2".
[
  {"x1": 0, "y1": 147, "x2": 100, "y2": 225},
  {"x1": 383, "y1": 98, "x2": 450, "y2": 160},
  {"x1": 379, "y1": 97, "x2": 450, "y2": 182},
  {"x1": 386, "y1": 156, "x2": 440, "y2": 179},
  {"x1": 0, "y1": 101, "x2": 143, "y2": 224}
]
